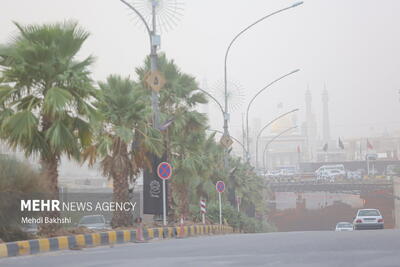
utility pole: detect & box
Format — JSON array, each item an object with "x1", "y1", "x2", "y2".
[
  {"x1": 224, "y1": 2, "x2": 303, "y2": 166},
  {"x1": 120, "y1": 0, "x2": 162, "y2": 129},
  {"x1": 150, "y1": 0, "x2": 160, "y2": 129}
]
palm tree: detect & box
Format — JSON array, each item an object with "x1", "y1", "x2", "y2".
[
  {"x1": 169, "y1": 112, "x2": 209, "y2": 218},
  {"x1": 195, "y1": 134, "x2": 226, "y2": 201},
  {"x1": 0, "y1": 22, "x2": 96, "y2": 233},
  {"x1": 137, "y1": 54, "x2": 213, "y2": 219},
  {"x1": 84, "y1": 75, "x2": 163, "y2": 227}
]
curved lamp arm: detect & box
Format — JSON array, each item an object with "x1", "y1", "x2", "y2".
[
  {"x1": 196, "y1": 88, "x2": 225, "y2": 116},
  {"x1": 263, "y1": 126, "x2": 298, "y2": 172},
  {"x1": 246, "y1": 69, "x2": 300, "y2": 154},
  {"x1": 120, "y1": 0, "x2": 152, "y2": 47},
  {"x1": 224, "y1": 2, "x2": 304, "y2": 112},
  {"x1": 255, "y1": 109, "x2": 299, "y2": 168}
]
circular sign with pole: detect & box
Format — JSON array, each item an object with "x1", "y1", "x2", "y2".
[
  {"x1": 157, "y1": 162, "x2": 172, "y2": 180},
  {"x1": 215, "y1": 181, "x2": 225, "y2": 225},
  {"x1": 216, "y1": 181, "x2": 225, "y2": 193},
  {"x1": 157, "y1": 162, "x2": 172, "y2": 226}
]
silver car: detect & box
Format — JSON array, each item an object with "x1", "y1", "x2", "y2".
[
  {"x1": 353, "y1": 209, "x2": 384, "y2": 230},
  {"x1": 335, "y1": 222, "x2": 354, "y2": 232},
  {"x1": 21, "y1": 223, "x2": 38, "y2": 234},
  {"x1": 78, "y1": 215, "x2": 110, "y2": 230}
]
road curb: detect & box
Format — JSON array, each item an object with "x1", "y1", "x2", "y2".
[{"x1": 0, "y1": 225, "x2": 233, "y2": 258}]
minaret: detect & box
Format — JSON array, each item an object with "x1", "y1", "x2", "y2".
[
  {"x1": 305, "y1": 90, "x2": 312, "y2": 125},
  {"x1": 322, "y1": 87, "x2": 331, "y2": 143},
  {"x1": 305, "y1": 89, "x2": 317, "y2": 161}
]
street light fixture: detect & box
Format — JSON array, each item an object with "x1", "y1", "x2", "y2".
[
  {"x1": 245, "y1": 69, "x2": 300, "y2": 161},
  {"x1": 255, "y1": 109, "x2": 299, "y2": 169},
  {"x1": 196, "y1": 88, "x2": 225, "y2": 121},
  {"x1": 120, "y1": 0, "x2": 162, "y2": 129},
  {"x1": 120, "y1": 0, "x2": 183, "y2": 227},
  {"x1": 198, "y1": 89, "x2": 250, "y2": 162},
  {"x1": 223, "y1": 1, "x2": 304, "y2": 167},
  {"x1": 262, "y1": 126, "x2": 298, "y2": 173}
]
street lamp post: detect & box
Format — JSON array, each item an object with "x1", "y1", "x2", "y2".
[
  {"x1": 196, "y1": 87, "x2": 229, "y2": 166},
  {"x1": 223, "y1": 1, "x2": 303, "y2": 166},
  {"x1": 245, "y1": 69, "x2": 300, "y2": 161},
  {"x1": 262, "y1": 126, "x2": 298, "y2": 172},
  {"x1": 197, "y1": 88, "x2": 250, "y2": 161},
  {"x1": 196, "y1": 88, "x2": 225, "y2": 122},
  {"x1": 255, "y1": 109, "x2": 299, "y2": 169},
  {"x1": 120, "y1": 0, "x2": 161, "y2": 128}
]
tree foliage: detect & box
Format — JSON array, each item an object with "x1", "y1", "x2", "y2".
[
  {"x1": 0, "y1": 21, "x2": 97, "y2": 233},
  {"x1": 0, "y1": 22, "x2": 272, "y2": 231}
]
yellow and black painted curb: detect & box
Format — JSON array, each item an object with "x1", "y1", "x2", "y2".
[{"x1": 0, "y1": 225, "x2": 233, "y2": 258}]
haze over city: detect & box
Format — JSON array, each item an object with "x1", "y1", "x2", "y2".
[
  {"x1": 1, "y1": 1, "x2": 400, "y2": 266},
  {"x1": 1, "y1": 0, "x2": 399, "y2": 139}
]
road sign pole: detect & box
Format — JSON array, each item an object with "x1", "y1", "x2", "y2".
[
  {"x1": 216, "y1": 181, "x2": 225, "y2": 225},
  {"x1": 163, "y1": 179, "x2": 167, "y2": 226},
  {"x1": 157, "y1": 162, "x2": 172, "y2": 227},
  {"x1": 219, "y1": 192, "x2": 222, "y2": 225}
]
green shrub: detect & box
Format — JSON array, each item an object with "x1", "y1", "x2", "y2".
[
  {"x1": 199, "y1": 201, "x2": 275, "y2": 233},
  {"x1": 0, "y1": 156, "x2": 44, "y2": 242}
]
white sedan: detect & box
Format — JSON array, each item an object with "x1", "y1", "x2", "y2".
[
  {"x1": 353, "y1": 209, "x2": 384, "y2": 230},
  {"x1": 335, "y1": 222, "x2": 354, "y2": 232}
]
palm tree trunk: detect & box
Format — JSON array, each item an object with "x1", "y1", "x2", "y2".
[
  {"x1": 39, "y1": 156, "x2": 61, "y2": 235},
  {"x1": 111, "y1": 171, "x2": 132, "y2": 227},
  {"x1": 110, "y1": 140, "x2": 133, "y2": 228},
  {"x1": 181, "y1": 185, "x2": 189, "y2": 219},
  {"x1": 176, "y1": 182, "x2": 189, "y2": 219}
]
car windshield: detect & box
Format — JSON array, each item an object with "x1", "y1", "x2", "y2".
[
  {"x1": 326, "y1": 166, "x2": 343, "y2": 170},
  {"x1": 358, "y1": 210, "x2": 380, "y2": 216},
  {"x1": 79, "y1": 216, "x2": 104, "y2": 224}
]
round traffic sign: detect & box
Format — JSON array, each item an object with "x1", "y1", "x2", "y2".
[
  {"x1": 157, "y1": 162, "x2": 172, "y2": 180},
  {"x1": 216, "y1": 181, "x2": 225, "y2": 193}
]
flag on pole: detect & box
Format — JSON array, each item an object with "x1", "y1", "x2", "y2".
[
  {"x1": 338, "y1": 138, "x2": 344, "y2": 150},
  {"x1": 367, "y1": 139, "x2": 373, "y2": 150},
  {"x1": 322, "y1": 143, "x2": 328, "y2": 152}
]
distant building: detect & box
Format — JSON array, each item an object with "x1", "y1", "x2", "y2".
[
  {"x1": 261, "y1": 132, "x2": 307, "y2": 170},
  {"x1": 258, "y1": 112, "x2": 306, "y2": 170}
]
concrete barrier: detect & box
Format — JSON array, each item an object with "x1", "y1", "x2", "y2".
[{"x1": 0, "y1": 225, "x2": 233, "y2": 258}]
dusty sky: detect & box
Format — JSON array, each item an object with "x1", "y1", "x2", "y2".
[{"x1": 1, "y1": 0, "x2": 400, "y2": 140}]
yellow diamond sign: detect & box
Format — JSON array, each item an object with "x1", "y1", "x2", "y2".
[
  {"x1": 220, "y1": 135, "x2": 233, "y2": 149},
  {"x1": 145, "y1": 71, "x2": 166, "y2": 92}
]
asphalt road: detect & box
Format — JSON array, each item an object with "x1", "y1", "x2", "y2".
[{"x1": 1, "y1": 230, "x2": 400, "y2": 267}]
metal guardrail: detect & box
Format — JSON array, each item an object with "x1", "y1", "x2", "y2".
[{"x1": 268, "y1": 181, "x2": 393, "y2": 193}]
